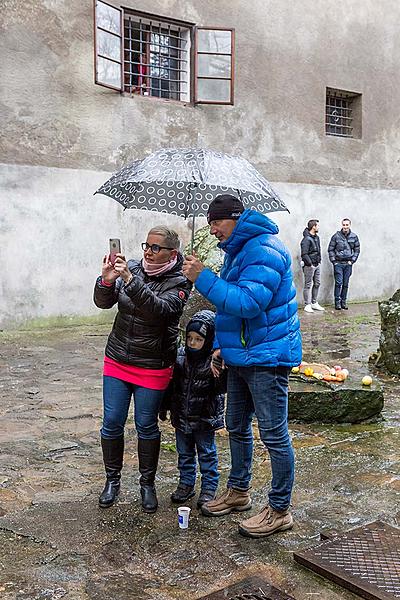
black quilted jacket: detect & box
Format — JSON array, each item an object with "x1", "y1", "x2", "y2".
[
  {"x1": 328, "y1": 230, "x2": 360, "y2": 264},
  {"x1": 93, "y1": 254, "x2": 192, "y2": 369},
  {"x1": 300, "y1": 228, "x2": 321, "y2": 266},
  {"x1": 163, "y1": 310, "x2": 226, "y2": 433}
]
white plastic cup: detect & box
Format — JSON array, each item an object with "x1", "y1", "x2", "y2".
[{"x1": 178, "y1": 506, "x2": 191, "y2": 529}]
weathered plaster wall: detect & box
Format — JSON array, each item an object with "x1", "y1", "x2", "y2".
[
  {"x1": 0, "y1": 163, "x2": 194, "y2": 327},
  {"x1": 1, "y1": 163, "x2": 399, "y2": 328},
  {"x1": 1, "y1": 0, "x2": 400, "y2": 188},
  {"x1": 1, "y1": 0, "x2": 399, "y2": 324}
]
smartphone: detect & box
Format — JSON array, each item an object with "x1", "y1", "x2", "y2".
[{"x1": 109, "y1": 238, "x2": 121, "y2": 265}]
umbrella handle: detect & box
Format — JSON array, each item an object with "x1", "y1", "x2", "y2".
[
  {"x1": 186, "y1": 182, "x2": 197, "y2": 254},
  {"x1": 190, "y1": 212, "x2": 196, "y2": 254}
]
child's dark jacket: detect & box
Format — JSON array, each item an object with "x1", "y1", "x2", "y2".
[{"x1": 163, "y1": 310, "x2": 225, "y2": 434}]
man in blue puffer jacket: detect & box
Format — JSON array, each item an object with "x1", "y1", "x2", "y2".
[{"x1": 183, "y1": 194, "x2": 302, "y2": 538}]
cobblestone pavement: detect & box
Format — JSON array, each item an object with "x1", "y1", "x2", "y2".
[{"x1": 0, "y1": 302, "x2": 399, "y2": 599}]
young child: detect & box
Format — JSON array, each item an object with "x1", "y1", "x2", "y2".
[{"x1": 162, "y1": 310, "x2": 225, "y2": 508}]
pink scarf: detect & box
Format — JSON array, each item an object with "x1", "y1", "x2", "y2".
[{"x1": 142, "y1": 255, "x2": 178, "y2": 276}]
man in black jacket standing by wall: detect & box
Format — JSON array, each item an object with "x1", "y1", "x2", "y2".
[
  {"x1": 301, "y1": 219, "x2": 324, "y2": 313},
  {"x1": 328, "y1": 218, "x2": 360, "y2": 310}
]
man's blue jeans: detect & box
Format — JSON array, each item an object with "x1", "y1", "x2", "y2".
[
  {"x1": 334, "y1": 262, "x2": 352, "y2": 306},
  {"x1": 101, "y1": 376, "x2": 165, "y2": 440},
  {"x1": 226, "y1": 365, "x2": 294, "y2": 511},
  {"x1": 175, "y1": 429, "x2": 219, "y2": 492}
]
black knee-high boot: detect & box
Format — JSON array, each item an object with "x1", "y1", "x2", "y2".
[
  {"x1": 138, "y1": 436, "x2": 160, "y2": 513},
  {"x1": 99, "y1": 436, "x2": 124, "y2": 508}
]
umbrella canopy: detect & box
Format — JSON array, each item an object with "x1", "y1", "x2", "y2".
[{"x1": 95, "y1": 148, "x2": 288, "y2": 218}]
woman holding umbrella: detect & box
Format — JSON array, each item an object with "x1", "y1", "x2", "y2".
[{"x1": 93, "y1": 226, "x2": 192, "y2": 513}]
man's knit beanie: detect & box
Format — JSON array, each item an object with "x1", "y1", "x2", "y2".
[{"x1": 207, "y1": 194, "x2": 244, "y2": 224}]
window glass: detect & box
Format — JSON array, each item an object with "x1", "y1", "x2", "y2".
[
  {"x1": 197, "y1": 79, "x2": 231, "y2": 102},
  {"x1": 97, "y1": 57, "x2": 121, "y2": 88},
  {"x1": 198, "y1": 54, "x2": 231, "y2": 78},
  {"x1": 96, "y1": 1, "x2": 120, "y2": 34},
  {"x1": 197, "y1": 30, "x2": 231, "y2": 54},
  {"x1": 97, "y1": 29, "x2": 121, "y2": 62}
]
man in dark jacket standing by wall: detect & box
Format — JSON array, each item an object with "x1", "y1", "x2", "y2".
[
  {"x1": 183, "y1": 195, "x2": 302, "y2": 539},
  {"x1": 300, "y1": 219, "x2": 324, "y2": 313},
  {"x1": 328, "y1": 218, "x2": 360, "y2": 310}
]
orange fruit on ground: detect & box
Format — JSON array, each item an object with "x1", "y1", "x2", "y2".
[{"x1": 336, "y1": 371, "x2": 347, "y2": 381}]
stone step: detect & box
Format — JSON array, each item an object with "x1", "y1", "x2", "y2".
[{"x1": 289, "y1": 376, "x2": 384, "y2": 423}]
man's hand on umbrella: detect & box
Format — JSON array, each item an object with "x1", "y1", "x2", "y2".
[{"x1": 183, "y1": 255, "x2": 205, "y2": 283}]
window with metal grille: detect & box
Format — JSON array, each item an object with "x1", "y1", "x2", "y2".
[
  {"x1": 123, "y1": 16, "x2": 189, "y2": 101},
  {"x1": 94, "y1": 1, "x2": 235, "y2": 105},
  {"x1": 325, "y1": 88, "x2": 362, "y2": 138}
]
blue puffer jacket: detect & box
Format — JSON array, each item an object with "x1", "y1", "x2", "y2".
[{"x1": 195, "y1": 209, "x2": 302, "y2": 367}]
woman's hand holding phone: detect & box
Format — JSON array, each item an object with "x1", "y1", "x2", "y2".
[
  {"x1": 112, "y1": 254, "x2": 133, "y2": 285},
  {"x1": 101, "y1": 238, "x2": 132, "y2": 285},
  {"x1": 101, "y1": 255, "x2": 119, "y2": 284}
]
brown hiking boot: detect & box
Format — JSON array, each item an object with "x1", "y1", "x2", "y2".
[
  {"x1": 201, "y1": 487, "x2": 252, "y2": 517},
  {"x1": 238, "y1": 505, "x2": 293, "y2": 538}
]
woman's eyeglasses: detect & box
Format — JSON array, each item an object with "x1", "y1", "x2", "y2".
[{"x1": 141, "y1": 242, "x2": 174, "y2": 254}]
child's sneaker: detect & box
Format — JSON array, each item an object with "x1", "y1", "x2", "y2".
[
  {"x1": 197, "y1": 489, "x2": 216, "y2": 509},
  {"x1": 170, "y1": 483, "x2": 195, "y2": 503}
]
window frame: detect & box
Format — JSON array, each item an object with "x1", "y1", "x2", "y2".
[
  {"x1": 94, "y1": 1, "x2": 235, "y2": 106},
  {"x1": 94, "y1": 0, "x2": 124, "y2": 92},
  {"x1": 122, "y1": 8, "x2": 194, "y2": 103},
  {"x1": 325, "y1": 87, "x2": 362, "y2": 139},
  {"x1": 194, "y1": 26, "x2": 235, "y2": 105}
]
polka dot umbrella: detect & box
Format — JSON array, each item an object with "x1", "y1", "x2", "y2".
[{"x1": 95, "y1": 148, "x2": 288, "y2": 246}]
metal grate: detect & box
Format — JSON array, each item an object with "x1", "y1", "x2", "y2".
[
  {"x1": 123, "y1": 15, "x2": 189, "y2": 101},
  {"x1": 198, "y1": 576, "x2": 295, "y2": 600},
  {"x1": 326, "y1": 92, "x2": 354, "y2": 137},
  {"x1": 294, "y1": 520, "x2": 400, "y2": 599}
]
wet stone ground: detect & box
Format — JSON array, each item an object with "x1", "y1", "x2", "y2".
[{"x1": 0, "y1": 303, "x2": 399, "y2": 600}]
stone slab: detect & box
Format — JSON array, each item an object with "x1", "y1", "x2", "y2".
[{"x1": 289, "y1": 376, "x2": 384, "y2": 423}]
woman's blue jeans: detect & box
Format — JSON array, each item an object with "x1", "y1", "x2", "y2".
[
  {"x1": 175, "y1": 429, "x2": 219, "y2": 492},
  {"x1": 101, "y1": 376, "x2": 165, "y2": 440},
  {"x1": 226, "y1": 365, "x2": 294, "y2": 511}
]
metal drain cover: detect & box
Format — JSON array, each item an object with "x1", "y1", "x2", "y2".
[
  {"x1": 294, "y1": 520, "x2": 400, "y2": 599},
  {"x1": 198, "y1": 575, "x2": 295, "y2": 599}
]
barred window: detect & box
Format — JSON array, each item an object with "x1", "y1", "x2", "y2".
[
  {"x1": 94, "y1": 1, "x2": 235, "y2": 105},
  {"x1": 123, "y1": 16, "x2": 190, "y2": 101},
  {"x1": 326, "y1": 88, "x2": 362, "y2": 138}
]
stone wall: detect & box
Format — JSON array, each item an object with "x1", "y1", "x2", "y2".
[
  {"x1": 1, "y1": 162, "x2": 400, "y2": 328},
  {"x1": 371, "y1": 289, "x2": 400, "y2": 375},
  {"x1": 1, "y1": 0, "x2": 399, "y2": 186},
  {"x1": 1, "y1": 0, "x2": 400, "y2": 325}
]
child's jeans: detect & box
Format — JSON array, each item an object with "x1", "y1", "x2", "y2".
[{"x1": 175, "y1": 429, "x2": 219, "y2": 492}]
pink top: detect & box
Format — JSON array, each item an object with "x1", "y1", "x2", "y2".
[{"x1": 103, "y1": 356, "x2": 173, "y2": 391}]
